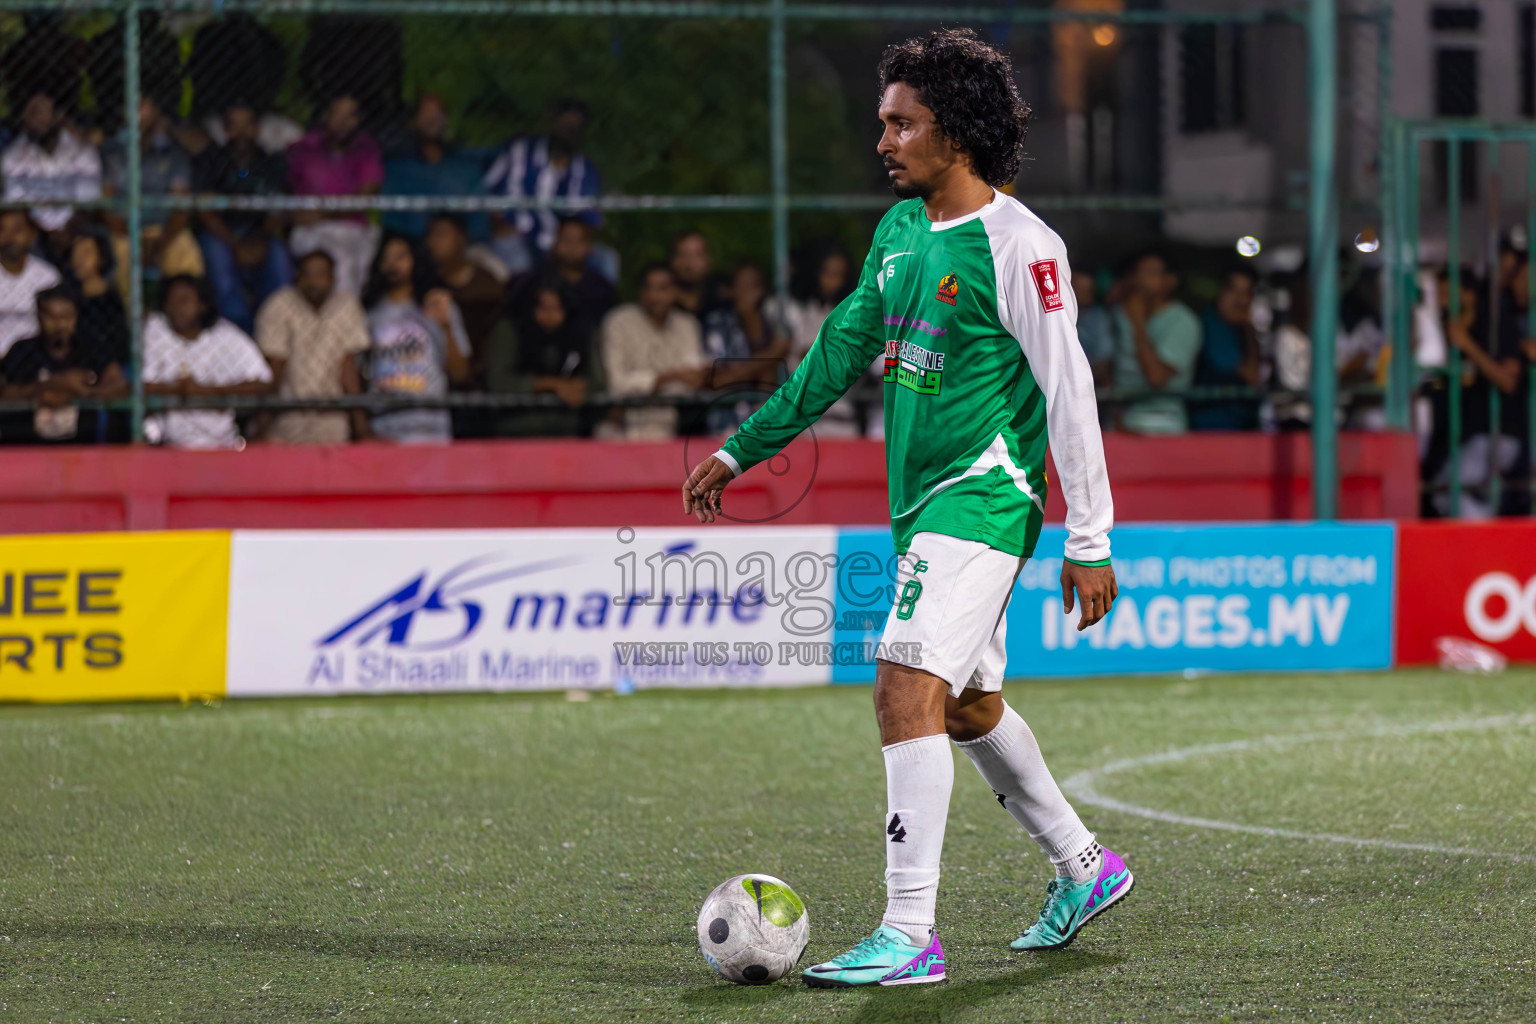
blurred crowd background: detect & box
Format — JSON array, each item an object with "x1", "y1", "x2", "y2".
[{"x1": 0, "y1": 2, "x2": 1531, "y2": 518}]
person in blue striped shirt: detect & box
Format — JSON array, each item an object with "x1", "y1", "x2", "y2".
[{"x1": 484, "y1": 99, "x2": 601, "y2": 275}]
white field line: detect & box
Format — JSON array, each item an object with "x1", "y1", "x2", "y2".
[{"x1": 1061, "y1": 713, "x2": 1536, "y2": 863}]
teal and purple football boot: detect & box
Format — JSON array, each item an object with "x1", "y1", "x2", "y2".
[
  {"x1": 802, "y1": 924, "x2": 946, "y2": 987},
  {"x1": 1011, "y1": 847, "x2": 1134, "y2": 951}
]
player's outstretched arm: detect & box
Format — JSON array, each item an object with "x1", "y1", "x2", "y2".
[
  {"x1": 687, "y1": 238, "x2": 887, "y2": 521},
  {"x1": 682, "y1": 454, "x2": 734, "y2": 524}
]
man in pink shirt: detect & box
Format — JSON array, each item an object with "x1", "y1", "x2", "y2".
[{"x1": 286, "y1": 94, "x2": 382, "y2": 297}]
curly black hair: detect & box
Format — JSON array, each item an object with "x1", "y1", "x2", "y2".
[{"x1": 877, "y1": 28, "x2": 1030, "y2": 188}]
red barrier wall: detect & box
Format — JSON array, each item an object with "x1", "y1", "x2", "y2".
[{"x1": 0, "y1": 432, "x2": 1417, "y2": 534}]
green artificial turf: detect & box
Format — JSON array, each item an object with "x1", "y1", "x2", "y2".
[{"x1": 0, "y1": 670, "x2": 1533, "y2": 1022}]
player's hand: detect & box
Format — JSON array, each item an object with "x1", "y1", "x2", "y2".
[
  {"x1": 1061, "y1": 561, "x2": 1118, "y2": 632},
  {"x1": 683, "y1": 454, "x2": 735, "y2": 524}
]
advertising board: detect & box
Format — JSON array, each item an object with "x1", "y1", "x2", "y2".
[
  {"x1": 0, "y1": 531, "x2": 228, "y2": 702},
  {"x1": 225, "y1": 527, "x2": 842, "y2": 695},
  {"x1": 831, "y1": 522, "x2": 1396, "y2": 680},
  {"x1": 1395, "y1": 521, "x2": 1536, "y2": 664}
]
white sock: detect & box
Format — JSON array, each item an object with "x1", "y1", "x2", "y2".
[
  {"x1": 880, "y1": 733, "x2": 953, "y2": 944},
  {"x1": 955, "y1": 702, "x2": 1102, "y2": 883}
]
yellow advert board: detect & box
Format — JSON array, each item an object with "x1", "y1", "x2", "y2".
[{"x1": 0, "y1": 531, "x2": 228, "y2": 702}]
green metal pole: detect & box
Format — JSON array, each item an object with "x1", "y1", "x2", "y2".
[
  {"x1": 1448, "y1": 139, "x2": 1462, "y2": 517},
  {"x1": 126, "y1": 0, "x2": 145, "y2": 443},
  {"x1": 1382, "y1": 119, "x2": 1404, "y2": 428},
  {"x1": 1308, "y1": 0, "x2": 1340, "y2": 520},
  {"x1": 768, "y1": 0, "x2": 789, "y2": 311},
  {"x1": 1486, "y1": 140, "x2": 1502, "y2": 515},
  {"x1": 1404, "y1": 132, "x2": 1421, "y2": 427},
  {"x1": 1528, "y1": 141, "x2": 1536, "y2": 517}
]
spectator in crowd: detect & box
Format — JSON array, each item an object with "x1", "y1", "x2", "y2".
[
  {"x1": 772, "y1": 239, "x2": 853, "y2": 368},
  {"x1": 670, "y1": 229, "x2": 727, "y2": 318},
  {"x1": 1, "y1": 13, "x2": 85, "y2": 136},
  {"x1": 485, "y1": 98, "x2": 600, "y2": 272},
  {"x1": 254, "y1": 249, "x2": 369, "y2": 445},
  {"x1": 1112, "y1": 250, "x2": 1201, "y2": 435},
  {"x1": 142, "y1": 274, "x2": 274, "y2": 448},
  {"x1": 703, "y1": 263, "x2": 788, "y2": 380},
  {"x1": 424, "y1": 214, "x2": 504, "y2": 374},
  {"x1": 66, "y1": 233, "x2": 129, "y2": 369},
  {"x1": 194, "y1": 102, "x2": 293, "y2": 334},
  {"x1": 2, "y1": 90, "x2": 102, "y2": 248},
  {"x1": 0, "y1": 211, "x2": 63, "y2": 357},
  {"x1": 383, "y1": 96, "x2": 491, "y2": 241},
  {"x1": 286, "y1": 94, "x2": 383, "y2": 297},
  {"x1": 599, "y1": 263, "x2": 706, "y2": 440},
  {"x1": 86, "y1": 10, "x2": 182, "y2": 139},
  {"x1": 1428, "y1": 269, "x2": 1529, "y2": 517},
  {"x1": 1189, "y1": 265, "x2": 1261, "y2": 431},
  {"x1": 702, "y1": 262, "x2": 789, "y2": 431},
  {"x1": 509, "y1": 217, "x2": 615, "y2": 349},
  {"x1": 102, "y1": 94, "x2": 205, "y2": 293},
  {"x1": 359, "y1": 234, "x2": 471, "y2": 444},
  {"x1": 485, "y1": 276, "x2": 598, "y2": 437},
  {"x1": 1071, "y1": 269, "x2": 1115, "y2": 385},
  {"x1": 187, "y1": 13, "x2": 302, "y2": 155},
  {"x1": 0, "y1": 286, "x2": 126, "y2": 444}
]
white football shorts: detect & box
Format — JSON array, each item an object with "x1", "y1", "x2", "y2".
[{"x1": 878, "y1": 530, "x2": 1025, "y2": 698}]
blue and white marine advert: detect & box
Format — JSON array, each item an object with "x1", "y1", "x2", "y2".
[
  {"x1": 225, "y1": 527, "x2": 843, "y2": 695},
  {"x1": 225, "y1": 522, "x2": 1395, "y2": 696}
]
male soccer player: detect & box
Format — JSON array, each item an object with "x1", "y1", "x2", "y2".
[{"x1": 682, "y1": 29, "x2": 1130, "y2": 985}]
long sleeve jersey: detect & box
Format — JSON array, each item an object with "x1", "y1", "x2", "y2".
[{"x1": 715, "y1": 191, "x2": 1113, "y2": 563}]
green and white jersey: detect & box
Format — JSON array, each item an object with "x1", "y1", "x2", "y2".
[{"x1": 716, "y1": 191, "x2": 1113, "y2": 563}]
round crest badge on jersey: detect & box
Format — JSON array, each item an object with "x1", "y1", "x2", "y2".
[{"x1": 935, "y1": 273, "x2": 959, "y2": 305}]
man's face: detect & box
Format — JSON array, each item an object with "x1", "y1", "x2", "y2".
[
  {"x1": 224, "y1": 105, "x2": 258, "y2": 147},
  {"x1": 734, "y1": 266, "x2": 765, "y2": 313},
  {"x1": 296, "y1": 255, "x2": 335, "y2": 306},
  {"x1": 425, "y1": 220, "x2": 465, "y2": 268},
  {"x1": 1130, "y1": 256, "x2": 1167, "y2": 299},
  {"x1": 165, "y1": 282, "x2": 204, "y2": 336},
  {"x1": 0, "y1": 213, "x2": 34, "y2": 262},
  {"x1": 39, "y1": 298, "x2": 77, "y2": 351},
  {"x1": 138, "y1": 98, "x2": 163, "y2": 134},
  {"x1": 640, "y1": 270, "x2": 678, "y2": 320},
  {"x1": 380, "y1": 239, "x2": 414, "y2": 287},
  {"x1": 818, "y1": 253, "x2": 849, "y2": 300},
  {"x1": 553, "y1": 221, "x2": 593, "y2": 271},
  {"x1": 877, "y1": 82, "x2": 958, "y2": 201},
  {"x1": 533, "y1": 288, "x2": 566, "y2": 333},
  {"x1": 1216, "y1": 272, "x2": 1255, "y2": 325},
  {"x1": 21, "y1": 93, "x2": 59, "y2": 141},
  {"x1": 550, "y1": 109, "x2": 587, "y2": 150},
  {"x1": 671, "y1": 235, "x2": 710, "y2": 288},
  {"x1": 415, "y1": 97, "x2": 447, "y2": 141},
  {"x1": 325, "y1": 97, "x2": 361, "y2": 144}
]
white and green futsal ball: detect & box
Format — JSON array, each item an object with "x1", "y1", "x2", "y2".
[{"x1": 696, "y1": 873, "x2": 810, "y2": 984}]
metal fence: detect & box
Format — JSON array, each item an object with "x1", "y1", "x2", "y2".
[
  {"x1": 1384, "y1": 120, "x2": 1536, "y2": 518},
  {"x1": 0, "y1": 1, "x2": 1392, "y2": 514}
]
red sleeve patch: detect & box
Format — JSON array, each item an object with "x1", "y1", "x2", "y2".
[{"x1": 1029, "y1": 258, "x2": 1065, "y2": 313}]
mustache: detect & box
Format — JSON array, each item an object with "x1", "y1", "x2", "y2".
[{"x1": 883, "y1": 158, "x2": 905, "y2": 170}]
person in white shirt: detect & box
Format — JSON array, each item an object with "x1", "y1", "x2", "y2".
[
  {"x1": 1, "y1": 91, "x2": 102, "y2": 239},
  {"x1": 143, "y1": 275, "x2": 273, "y2": 448},
  {"x1": 0, "y1": 211, "x2": 62, "y2": 357}
]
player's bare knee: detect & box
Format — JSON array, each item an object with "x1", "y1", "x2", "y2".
[{"x1": 945, "y1": 691, "x2": 1004, "y2": 741}]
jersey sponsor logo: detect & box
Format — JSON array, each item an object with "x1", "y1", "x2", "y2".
[
  {"x1": 882, "y1": 339, "x2": 945, "y2": 395},
  {"x1": 879, "y1": 251, "x2": 915, "y2": 293},
  {"x1": 935, "y1": 272, "x2": 960, "y2": 305},
  {"x1": 1030, "y1": 259, "x2": 1065, "y2": 313}
]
